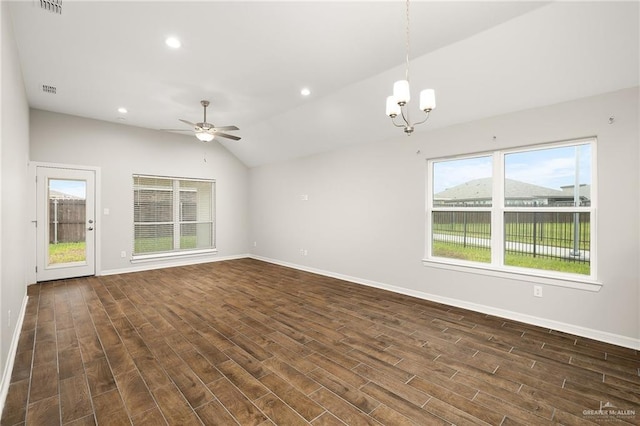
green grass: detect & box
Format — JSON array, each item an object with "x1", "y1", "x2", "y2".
[
  {"x1": 432, "y1": 241, "x2": 590, "y2": 275},
  {"x1": 433, "y1": 241, "x2": 491, "y2": 263},
  {"x1": 134, "y1": 236, "x2": 199, "y2": 254},
  {"x1": 49, "y1": 242, "x2": 86, "y2": 264},
  {"x1": 504, "y1": 253, "x2": 589, "y2": 275}
]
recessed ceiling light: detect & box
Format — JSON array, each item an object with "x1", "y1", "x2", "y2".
[
  {"x1": 117, "y1": 107, "x2": 128, "y2": 114},
  {"x1": 165, "y1": 37, "x2": 181, "y2": 49},
  {"x1": 301, "y1": 88, "x2": 311, "y2": 96}
]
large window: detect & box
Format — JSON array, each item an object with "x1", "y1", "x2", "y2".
[
  {"x1": 133, "y1": 175, "x2": 215, "y2": 258},
  {"x1": 427, "y1": 139, "x2": 595, "y2": 282}
]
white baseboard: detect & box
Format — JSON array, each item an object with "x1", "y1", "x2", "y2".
[
  {"x1": 0, "y1": 294, "x2": 28, "y2": 416},
  {"x1": 250, "y1": 255, "x2": 640, "y2": 350},
  {"x1": 100, "y1": 253, "x2": 250, "y2": 276}
]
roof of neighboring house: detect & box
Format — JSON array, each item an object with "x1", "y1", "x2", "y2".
[
  {"x1": 434, "y1": 178, "x2": 566, "y2": 201},
  {"x1": 560, "y1": 184, "x2": 591, "y2": 198},
  {"x1": 49, "y1": 190, "x2": 82, "y2": 200}
]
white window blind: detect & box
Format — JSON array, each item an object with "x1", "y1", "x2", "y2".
[{"x1": 133, "y1": 175, "x2": 215, "y2": 257}]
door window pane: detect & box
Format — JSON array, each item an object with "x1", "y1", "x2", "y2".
[{"x1": 48, "y1": 179, "x2": 87, "y2": 265}]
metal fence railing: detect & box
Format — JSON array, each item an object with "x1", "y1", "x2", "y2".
[
  {"x1": 432, "y1": 211, "x2": 590, "y2": 265},
  {"x1": 432, "y1": 211, "x2": 491, "y2": 248}
]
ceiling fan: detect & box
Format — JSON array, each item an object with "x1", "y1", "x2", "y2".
[{"x1": 173, "y1": 100, "x2": 240, "y2": 142}]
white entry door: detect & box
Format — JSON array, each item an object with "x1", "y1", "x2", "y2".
[{"x1": 36, "y1": 166, "x2": 96, "y2": 281}]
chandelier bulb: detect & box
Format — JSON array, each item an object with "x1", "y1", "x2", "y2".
[
  {"x1": 393, "y1": 80, "x2": 410, "y2": 105},
  {"x1": 386, "y1": 96, "x2": 400, "y2": 118},
  {"x1": 420, "y1": 89, "x2": 436, "y2": 112}
]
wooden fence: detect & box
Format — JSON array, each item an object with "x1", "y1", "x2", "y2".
[{"x1": 49, "y1": 199, "x2": 85, "y2": 243}]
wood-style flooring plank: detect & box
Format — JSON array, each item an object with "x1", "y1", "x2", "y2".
[
  {"x1": 59, "y1": 374, "x2": 93, "y2": 423},
  {"x1": 0, "y1": 379, "x2": 29, "y2": 426}
]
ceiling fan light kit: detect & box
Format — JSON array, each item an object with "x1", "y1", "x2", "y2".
[
  {"x1": 386, "y1": 0, "x2": 436, "y2": 136},
  {"x1": 195, "y1": 130, "x2": 215, "y2": 142}
]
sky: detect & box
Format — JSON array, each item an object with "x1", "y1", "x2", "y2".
[
  {"x1": 433, "y1": 144, "x2": 592, "y2": 194},
  {"x1": 50, "y1": 179, "x2": 86, "y2": 199}
]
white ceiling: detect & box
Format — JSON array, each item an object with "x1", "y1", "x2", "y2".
[{"x1": 8, "y1": 1, "x2": 639, "y2": 167}]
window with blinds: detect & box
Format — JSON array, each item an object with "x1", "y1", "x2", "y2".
[{"x1": 133, "y1": 175, "x2": 215, "y2": 257}]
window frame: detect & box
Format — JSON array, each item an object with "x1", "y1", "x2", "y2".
[
  {"x1": 132, "y1": 174, "x2": 216, "y2": 262},
  {"x1": 424, "y1": 138, "x2": 601, "y2": 292}
]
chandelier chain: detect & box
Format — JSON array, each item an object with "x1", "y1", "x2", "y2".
[{"x1": 405, "y1": 0, "x2": 410, "y2": 82}]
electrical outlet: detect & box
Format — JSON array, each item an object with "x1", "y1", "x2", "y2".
[
  {"x1": 253, "y1": 241, "x2": 257, "y2": 247},
  {"x1": 300, "y1": 249, "x2": 308, "y2": 256},
  {"x1": 300, "y1": 194, "x2": 309, "y2": 201},
  {"x1": 120, "y1": 251, "x2": 126, "y2": 258},
  {"x1": 533, "y1": 285, "x2": 543, "y2": 298}
]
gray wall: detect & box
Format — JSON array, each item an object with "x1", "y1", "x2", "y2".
[
  {"x1": 249, "y1": 87, "x2": 639, "y2": 347},
  {"x1": 0, "y1": 1, "x2": 30, "y2": 390},
  {"x1": 30, "y1": 110, "x2": 250, "y2": 275}
]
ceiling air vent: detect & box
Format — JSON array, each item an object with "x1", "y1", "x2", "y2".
[
  {"x1": 42, "y1": 85, "x2": 57, "y2": 94},
  {"x1": 40, "y1": 0, "x2": 62, "y2": 15}
]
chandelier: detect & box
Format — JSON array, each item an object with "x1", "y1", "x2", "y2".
[{"x1": 385, "y1": 0, "x2": 436, "y2": 135}]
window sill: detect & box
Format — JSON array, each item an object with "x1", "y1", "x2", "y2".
[
  {"x1": 422, "y1": 258, "x2": 602, "y2": 292},
  {"x1": 131, "y1": 249, "x2": 218, "y2": 264}
]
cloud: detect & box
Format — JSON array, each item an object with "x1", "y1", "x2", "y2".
[
  {"x1": 433, "y1": 144, "x2": 591, "y2": 193},
  {"x1": 433, "y1": 156, "x2": 492, "y2": 193},
  {"x1": 506, "y1": 149, "x2": 591, "y2": 190},
  {"x1": 50, "y1": 180, "x2": 86, "y2": 199}
]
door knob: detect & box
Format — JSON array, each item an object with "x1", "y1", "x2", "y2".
[
  {"x1": 88, "y1": 227, "x2": 94, "y2": 231},
  {"x1": 88, "y1": 219, "x2": 94, "y2": 224}
]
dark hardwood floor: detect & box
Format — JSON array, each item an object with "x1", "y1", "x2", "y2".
[{"x1": 2, "y1": 258, "x2": 639, "y2": 425}]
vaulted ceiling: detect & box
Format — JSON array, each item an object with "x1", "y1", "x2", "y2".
[{"x1": 8, "y1": 1, "x2": 639, "y2": 167}]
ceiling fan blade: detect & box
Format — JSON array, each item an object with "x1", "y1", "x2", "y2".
[
  {"x1": 213, "y1": 125, "x2": 239, "y2": 132},
  {"x1": 178, "y1": 119, "x2": 197, "y2": 128},
  {"x1": 161, "y1": 128, "x2": 192, "y2": 132},
  {"x1": 216, "y1": 132, "x2": 241, "y2": 141}
]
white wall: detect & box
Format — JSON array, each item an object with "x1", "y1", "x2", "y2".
[
  {"x1": 0, "y1": 0, "x2": 30, "y2": 401},
  {"x1": 30, "y1": 110, "x2": 250, "y2": 275},
  {"x1": 250, "y1": 87, "x2": 639, "y2": 348}
]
